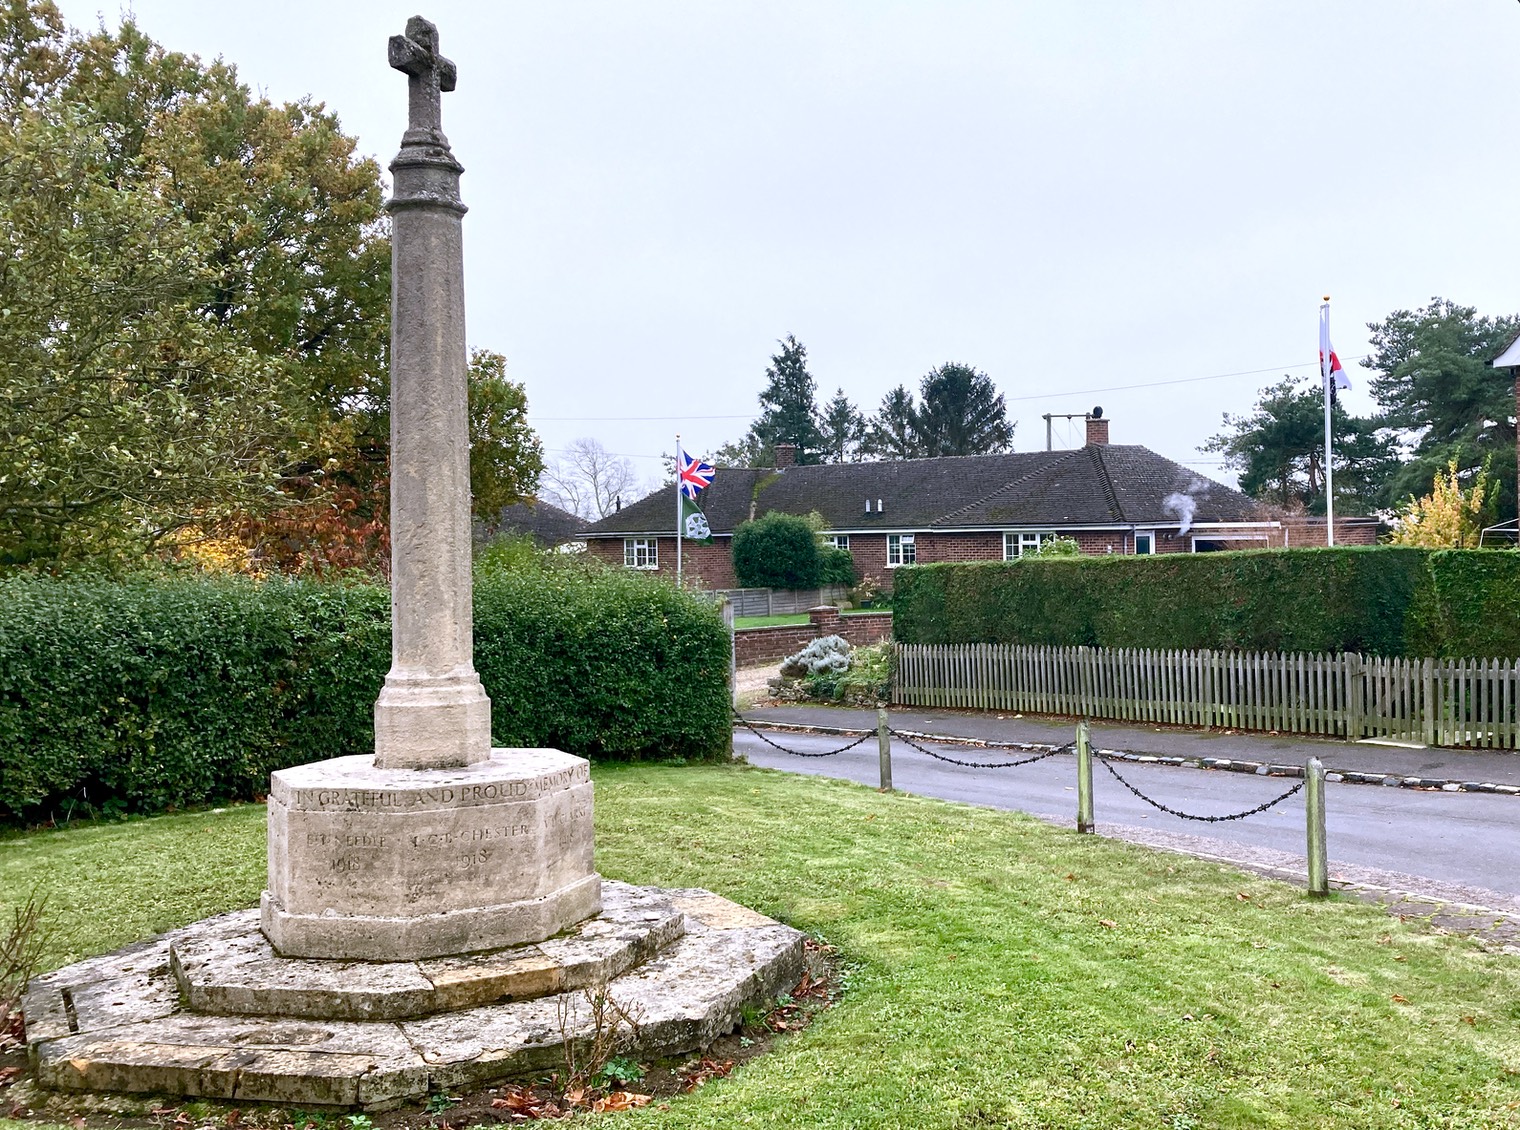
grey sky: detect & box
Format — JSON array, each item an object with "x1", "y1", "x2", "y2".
[{"x1": 56, "y1": 1, "x2": 1520, "y2": 493}]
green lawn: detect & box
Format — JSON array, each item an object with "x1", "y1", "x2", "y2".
[
  {"x1": 734, "y1": 610, "x2": 885, "y2": 629},
  {"x1": 5, "y1": 764, "x2": 1520, "y2": 1128}
]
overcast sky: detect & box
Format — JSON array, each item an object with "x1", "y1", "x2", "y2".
[{"x1": 54, "y1": 1, "x2": 1520, "y2": 494}]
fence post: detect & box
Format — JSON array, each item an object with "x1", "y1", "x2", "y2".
[
  {"x1": 1346, "y1": 653, "x2": 1364, "y2": 740},
  {"x1": 1076, "y1": 720, "x2": 1094, "y2": 833},
  {"x1": 876, "y1": 706, "x2": 893, "y2": 792},
  {"x1": 1305, "y1": 756, "x2": 1328, "y2": 898},
  {"x1": 722, "y1": 597, "x2": 737, "y2": 708}
]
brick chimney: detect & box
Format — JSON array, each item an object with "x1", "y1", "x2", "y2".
[
  {"x1": 1085, "y1": 409, "x2": 1110, "y2": 446},
  {"x1": 774, "y1": 443, "x2": 798, "y2": 467}
]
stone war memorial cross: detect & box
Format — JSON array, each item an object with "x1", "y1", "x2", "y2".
[
  {"x1": 261, "y1": 16, "x2": 601, "y2": 960},
  {"x1": 21, "y1": 18, "x2": 804, "y2": 1106}
]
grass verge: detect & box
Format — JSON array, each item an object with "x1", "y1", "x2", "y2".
[{"x1": 4, "y1": 765, "x2": 1520, "y2": 1127}]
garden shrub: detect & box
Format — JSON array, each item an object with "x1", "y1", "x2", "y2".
[
  {"x1": 819, "y1": 545, "x2": 857, "y2": 586},
  {"x1": 0, "y1": 558, "x2": 731, "y2": 824},
  {"x1": 889, "y1": 546, "x2": 1504, "y2": 657},
  {"x1": 732, "y1": 513, "x2": 823, "y2": 589}
]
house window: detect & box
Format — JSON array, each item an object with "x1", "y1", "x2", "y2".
[
  {"x1": 887, "y1": 533, "x2": 916, "y2": 567},
  {"x1": 1003, "y1": 532, "x2": 1055, "y2": 559},
  {"x1": 623, "y1": 538, "x2": 658, "y2": 569},
  {"x1": 823, "y1": 534, "x2": 850, "y2": 551},
  {"x1": 1134, "y1": 531, "x2": 1155, "y2": 555}
]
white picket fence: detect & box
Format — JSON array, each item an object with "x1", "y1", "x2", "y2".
[{"x1": 892, "y1": 643, "x2": 1520, "y2": 749}]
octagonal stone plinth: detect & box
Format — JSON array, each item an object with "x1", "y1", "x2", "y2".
[{"x1": 262, "y1": 749, "x2": 600, "y2": 961}]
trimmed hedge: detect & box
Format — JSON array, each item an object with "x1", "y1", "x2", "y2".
[
  {"x1": 0, "y1": 562, "x2": 731, "y2": 823},
  {"x1": 892, "y1": 547, "x2": 1520, "y2": 659}
]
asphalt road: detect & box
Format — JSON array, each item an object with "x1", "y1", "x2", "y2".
[{"x1": 735, "y1": 728, "x2": 1520, "y2": 901}]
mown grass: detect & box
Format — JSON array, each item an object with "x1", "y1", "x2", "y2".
[
  {"x1": 5, "y1": 764, "x2": 1520, "y2": 1128},
  {"x1": 734, "y1": 610, "x2": 880, "y2": 629}
]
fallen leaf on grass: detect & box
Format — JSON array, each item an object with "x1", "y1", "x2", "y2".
[
  {"x1": 1099, "y1": 919, "x2": 1118, "y2": 929},
  {"x1": 681, "y1": 1057, "x2": 735, "y2": 1092},
  {"x1": 1462, "y1": 1015, "x2": 1476, "y2": 1025},
  {"x1": 1235, "y1": 892, "x2": 1251, "y2": 901},
  {"x1": 1391, "y1": 994, "x2": 1410, "y2": 1005},
  {"x1": 591, "y1": 1092, "x2": 651, "y2": 1113}
]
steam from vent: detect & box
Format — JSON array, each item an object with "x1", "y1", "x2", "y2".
[
  {"x1": 1163, "y1": 492, "x2": 1196, "y2": 535},
  {"x1": 1163, "y1": 478, "x2": 1211, "y2": 536}
]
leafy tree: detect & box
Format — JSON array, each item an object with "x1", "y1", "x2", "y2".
[
  {"x1": 818, "y1": 388, "x2": 866, "y2": 463},
  {"x1": 467, "y1": 350, "x2": 544, "y2": 521},
  {"x1": 914, "y1": 363, "x2": 1014, "y2": 457},
  {"x1": 710, "y1": 433, "x2": 771, "y2": 469},
  {"x1": 1389, "y1": 456, "x2": 1497, "y2": 548},
  {"x1": 0, "y1": 89, "x2": 289, "y2": 565},
  {"x1": 1202, "y1": 378, "x2": 1396, "y2": 514},
  {"x1": 1367, "y1": 298, "x2": 1520, "y2": 518},
  {"x1": 861, "y1": 384, "x2": 923, "y2": 459},
  {"x1": 731, "y1": 512, "x2": 822, "y2": 589},
  {"x1": 543, "y1": 437, "x2": 639, "y2": 519},
  {"x1": 746, "y1": 334, "x2": 824, "y2": 464},
  {"x1": 0, "y1": 3, "x2": 540, "y2": 570}
]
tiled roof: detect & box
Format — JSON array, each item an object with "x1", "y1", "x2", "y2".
[
  {"x1": 582, "y1": 445, "x2": 1263, "y2": 536},
  {"x1": 484, "y1": 499, "x2": 589, "y2": 545}
]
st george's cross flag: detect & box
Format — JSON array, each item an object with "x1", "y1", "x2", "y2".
[{"x1": 1320, "y1": 302, "x2": 1351, "y2": 404}]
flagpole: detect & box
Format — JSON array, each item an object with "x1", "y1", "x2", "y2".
[
  {"x1": 675, "y1": 432, "x2": 683, "y2": 588},
  {"x1": 1321, "y1": 297, "x2": 1335, "y2": 548}
]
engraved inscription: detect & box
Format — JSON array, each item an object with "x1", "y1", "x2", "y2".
[{"x1": 301, "y1": 763, "x2": 590, "y2": 811}]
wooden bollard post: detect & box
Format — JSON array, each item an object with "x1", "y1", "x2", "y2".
[
  {"x1": 877, "y1": 706, "x2": 893, "y2": 792},
  {"x1": 1306, "y1": 756, "x2": 1328, "y2": 897},
  {"x1": 1076, "y1": 720, "x2": 1094, "y2": 833}
]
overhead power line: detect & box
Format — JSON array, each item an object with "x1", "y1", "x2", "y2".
[{"x1": 532, "y1": 360, "x2": 1320, "y2": 422}]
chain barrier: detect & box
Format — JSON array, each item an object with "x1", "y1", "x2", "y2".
[
  {"x1": 734, "y1": 712, "x2": 1304, "y2": 824},
  {"x1": 731, "y1": 712, "x2": 875, "y2": 758},
  {"x1": 887, "y1": 727, "x2": 1073, "y2": 770},
  {"x1": 1094, "y1": 751, "x2": 1303, "y2": 823}
]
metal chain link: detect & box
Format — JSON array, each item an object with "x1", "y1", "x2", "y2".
[
  {"x1": 1094, "y1": 751, "x2": 1303, "y2": 823},
  {"x1": 731, "y1": 712, "x2": 875, "y2": 758},
  {"x1": 887, "y1": 727, "x2": 1074, "y2": 769}
]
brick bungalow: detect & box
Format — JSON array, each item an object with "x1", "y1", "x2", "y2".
[{"x1": 582, "y1": 417, "x2": 1377, "y2": 590}]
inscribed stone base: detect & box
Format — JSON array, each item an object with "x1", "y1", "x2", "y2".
[{"x1": 261, "y1": 748, "x2": 599, "y2": 961}]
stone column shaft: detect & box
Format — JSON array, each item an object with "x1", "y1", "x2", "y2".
[{"x1": 373, "y1": 84, "x2": 490, "y2": 769}]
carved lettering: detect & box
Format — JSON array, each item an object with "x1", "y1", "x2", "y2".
[{"x1": 301, "y1": 767, "x2": 587, "y2": 810}]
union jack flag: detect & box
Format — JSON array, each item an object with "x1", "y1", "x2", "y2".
[{"x1": 678, "y1": 448, "x2": 716, "y2": 499}]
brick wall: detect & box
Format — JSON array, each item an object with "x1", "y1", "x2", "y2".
[
  {"x1": 588, "y1": 520, "x2": 1373, "y2": 590},
  {"x1": 1278, "y1": 518, "x2": 1380, "y2": 547},
  {"x1": 733, "y1": 607, "x2": 895, "y2": 666},
  {"x1": 584, "y1": 536, "x2": 739, "y2": 589}
]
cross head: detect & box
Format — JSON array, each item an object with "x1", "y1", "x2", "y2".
[{"x1": 389, "y1": 16, "x2": 456, "y2": 137}]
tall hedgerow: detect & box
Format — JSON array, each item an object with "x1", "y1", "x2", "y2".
[
  {"x1": 890, "y1": 546, "x2": 1517, "y2": 657},
  {"x1": 0, "y1": 557, "x2": 730, "y2": 824}
]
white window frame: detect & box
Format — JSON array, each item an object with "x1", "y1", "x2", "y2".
[
  {"x1": 1003, "y1": 531, "x2": 1055, "y2": 559},
  {"x1": 1134, "y1": 530, "x2": 1155, "y2": 556},
  {"x1": 886, "y1": 533, "x2": 916, "y2": 567},
  {"x1": 823, "y1": 534, "x2": 850, "y2": 551},
  {"x1": 623, "y1": 537, "x2": 658, "y2": 570}
]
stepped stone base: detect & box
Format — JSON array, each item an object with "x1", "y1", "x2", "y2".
[{"x1": 23, "y1": 883, "x2": 804, "y2": 1109}]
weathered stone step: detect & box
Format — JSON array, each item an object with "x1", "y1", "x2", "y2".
[
  {"x1": 169, "y1": 881, "x2": 683, "y2": 1021},
  {"x1": 25, "y1": 887, "x2": 804, "y2": 1108}
]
